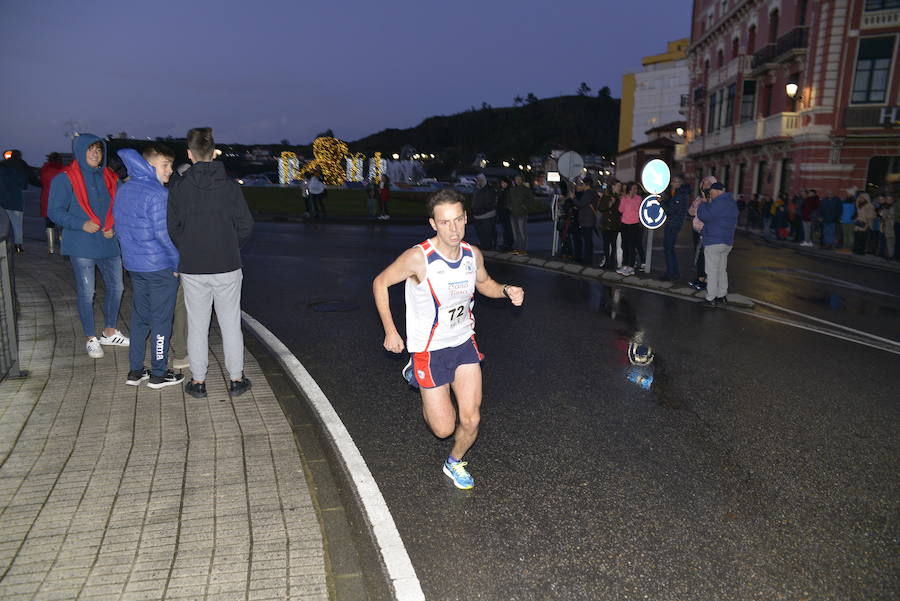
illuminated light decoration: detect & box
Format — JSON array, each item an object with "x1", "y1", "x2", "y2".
[
  {"x1": 345, "y1": 152, "x2": 365, "y2": 182},
  {"x1": 279, "y1": 151, "x2": 300, "y2": 184},
  {"x1": 3, "y1": 150, "x2": 11, "y2": 160},
  {"x1": 368, "y1": 152, "x2": 384, "y2": 184},
  {"x1": 296, "y1": 137, "x2": 349, "y2": 186}
]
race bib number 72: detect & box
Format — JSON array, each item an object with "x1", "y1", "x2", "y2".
[{"x1": 443, "y1": 303, "x2": 469, "y2": 328}]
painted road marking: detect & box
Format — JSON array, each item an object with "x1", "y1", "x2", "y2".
[
  {"x1": 759, "y1": 266, "x2": 900, "y2": 298},
  {"x1": 241, "y1": 311, "x2": 425, "y2": 601}
]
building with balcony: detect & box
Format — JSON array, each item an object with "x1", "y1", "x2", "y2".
[
  {"x1": 685, "y1": 0, "x2": 900, "y2": 200},
  {"x1": 619, "y1": 39, "x2": 691, "y2": 152}
]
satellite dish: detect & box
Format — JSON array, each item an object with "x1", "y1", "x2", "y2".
[
  {"x1": 640, "y1": 159, "x2": 671, "y2": 195},
  {"x1": 557, "y1": 151, "x2": 585, "y2": 181}
]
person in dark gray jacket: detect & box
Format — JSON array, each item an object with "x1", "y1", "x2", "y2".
[{"x1": 471, "y1": 174, "x2": 497, "y2": 250}]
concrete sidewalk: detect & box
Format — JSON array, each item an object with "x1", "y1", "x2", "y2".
[{"x1": 0, "y1": 247, "x2": 328, "y2": 600}]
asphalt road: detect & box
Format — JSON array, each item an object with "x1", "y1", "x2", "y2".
[
  {"x1": 233, "y1": 220, "x2": 897, "y2": 601},
  {"x1": 19, "y1": 192, "x2": 898, "y2": 600}
]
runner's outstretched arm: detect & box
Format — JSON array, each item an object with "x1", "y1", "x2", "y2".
[
  {"x1": 472, "y1": 247, "x2": 524, "y2": 306},
  {"x1": 372, "y1": 247, "x2": 426, "y2": 353}
]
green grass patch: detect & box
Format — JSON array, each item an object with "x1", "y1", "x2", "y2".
[{"x1": 241, "y1": 186, "x2": 549, "y2": 218}]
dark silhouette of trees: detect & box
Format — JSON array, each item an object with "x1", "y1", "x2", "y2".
[
  {"x1": 597, "y1": 86, "x2": 611, "y2": 99},
  {"x1": 525, "y1": 93, "x2": 538, "y2": 104},
  {"x1": 577, "y1": 82, "x2": 592, "y2": 96}
]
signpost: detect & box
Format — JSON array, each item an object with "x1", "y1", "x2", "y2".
[
  {"x1": 639, "y1": 159, "x2": 671, "y2": 274},
  {"x1": 552, "y1": 152, "x2": 584, "y2": 256}
]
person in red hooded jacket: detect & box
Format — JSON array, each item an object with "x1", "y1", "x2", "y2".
[{"x1": 40, "y1": 152, "x2": 66, "y2": 254}]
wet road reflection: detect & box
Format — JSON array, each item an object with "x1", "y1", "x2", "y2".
[{"x1": 239, "y1": 221, "x2": 897, "y2": 601}]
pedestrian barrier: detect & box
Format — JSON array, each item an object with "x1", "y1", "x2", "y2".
[{"x1": 0, "y1": 210, "x2": 26, "y2": 380}]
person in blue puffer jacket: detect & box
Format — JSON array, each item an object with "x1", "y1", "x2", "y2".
[
  {"x1": 48, "y1": 133, "x2": 129, "y2": 359},
  {"x1": 113, "y1": 145, "x2": 184, "y2": 389}
]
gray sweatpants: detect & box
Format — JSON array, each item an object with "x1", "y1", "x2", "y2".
[
  {"x1": 181, "y1": 268, "x2": 244, "y2": 382},
  {"x1": 703, "y1": 243, "x2": 732, "y2": 301}
]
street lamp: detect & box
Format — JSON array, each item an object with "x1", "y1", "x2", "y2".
[
  {"x1": 675, "y1": 127, "x2": 685, "y2": 137},
  {"x1": 502, "y1": 161, "x2": 510, "y2": 167},
  {"x1": 392, "y1": 153, "x2": 400, "y2": 160},
  {"x1": 785, "y1": 82, "x2": 800, "y2": 100}
]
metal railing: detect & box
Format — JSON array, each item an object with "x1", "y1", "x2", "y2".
[
  {"x1": 751, "y1": 27, "x2": 809, "y2": 70},
  {"x1": 0, "y1": 210, "x2": 26, "y2": 380}
]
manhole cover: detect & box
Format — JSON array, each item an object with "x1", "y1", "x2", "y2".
[{"x1": 308, "y1": 300, "x2": 359, "y2": 312}]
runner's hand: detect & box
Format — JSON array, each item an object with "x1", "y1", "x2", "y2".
[
  {"x1": 102, "y1": 228, "x2": 114, "y2": 239},
  {"x1": 383, "y1": 332, "x2": 405, "y2": 353},
  {"x1": 505, "y1": 285, "x2": 525, "y2": 306},
  {"x1": 82, "y1": 220, "x2": 100, "y2": 233}
]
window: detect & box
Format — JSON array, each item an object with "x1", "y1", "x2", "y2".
[
  {"x1": 741, "y1": 80, "x2": 757, "y2": 122},
  {"x1": 763, "y1": 83, "x2": 774, "y2": 117},
  {"x1": 709, "y1": 93, "x2": 718, "y2": 131},
  {"x1": 748, "y1": 25, "x2": 756, "y2": 53},
  {"x1": 704, "y1": 59, "x2": 710, "y2": 80},
  {"x1": 732, "y1": 36, "x2": 740, "y2": 58},
  {"x1": 852, "y1": 37, "x2": 895, "y2": 104},
  {"x1": 737, "y1": 163, "x2": 746, "y2": 194},
  {"x1": 718, "y1": 89, "x2": 726, "y2": 129},
  {"x1": 723, "y1": 164, "x2": 731, "y2": 189},
  {"x1": 768, "y1": 9, "x2": 779, "y2": 44},
  {"x1": 798, "y1": 0, "x2": 808, "y2": 25},
  {"x1": 865, "y1": 1, "x2": 900, "y2": 11},
  {"x1": 718, "y1": 49, "x2": 724, "y2": 68},
  {"x1": 725, "y1": 83, "x2": 736, "y2": 126}
]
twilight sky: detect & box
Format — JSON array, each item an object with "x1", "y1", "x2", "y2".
[{"x1": 2, "y1": 0, "x2": 691, "y2": 164}]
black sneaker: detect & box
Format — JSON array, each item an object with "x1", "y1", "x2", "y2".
[
  {"x1": 716, "y1": 296, "x2": 728, "y2": 306},
  {"x1": 701, "y1": 299, "x2": 718, "y2": 308},
  {"x1": 147, "y1": 369, "x2": 185, "y2": 389},
  {"x1": 185, "y1": 380, "x2": 207, "y2": 398},
  {"x1": 228, "y1": 376, "x2": 252, "y2": 397},
  {"x1": 126, "y1": 369, "x2": 151, "y2": 386}
]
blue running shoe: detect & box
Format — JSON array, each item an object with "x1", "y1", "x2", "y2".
[
  {"x1": 402, "y1": 358, "x2": 419, "y2": 390},
  {"x1": 442, "y1": 459, "x2": 474, "y2": 489}
]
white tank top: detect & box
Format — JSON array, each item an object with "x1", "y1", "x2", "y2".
[{"x1": 405, "y1": 239, "x2": 477, "y2": 353}]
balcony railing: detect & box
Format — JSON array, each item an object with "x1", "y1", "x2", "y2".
[
  {"x1": 687, "y1": 112, "x2": 800, "y2": 156},
  {"x1": 762, "y1": 112, "x2": 800, "y2": 138},
  {"x1": 751, "y1": 27, "x2": 809, "y2": 70}
]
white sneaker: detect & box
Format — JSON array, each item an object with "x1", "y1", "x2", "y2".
[
  {"x1": 86, "y1": 337, "x2": 104, "y2": 359},
  {"x1": 98, "y1": 330, "x2": 130, "y2": 347}
]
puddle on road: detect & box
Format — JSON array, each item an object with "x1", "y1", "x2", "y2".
[{"x1": 799, "y1": 292, "x2": 846, "y2": 310}]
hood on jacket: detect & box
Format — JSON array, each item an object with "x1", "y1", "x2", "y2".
[
  {"x1": 72, "y1": 133, "x2": 107, "y2": 172},
  {"x1": 117, "y1": 149, "x2": 157, "y2": 184},
  {"x1": 181, "y1": 160, "x2": 231, "y2": 192}
]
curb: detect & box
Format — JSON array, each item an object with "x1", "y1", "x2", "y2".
[
  {"x1": 481, "y1": 251, "x2": 756, "y2": 309},
  {"x1": 737, "y1": 227, "x2": 900, "y2": 273},
  {"x1": 241, "y1": 311, "x2": 425, "y2": 601}
]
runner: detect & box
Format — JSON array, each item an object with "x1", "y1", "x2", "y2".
[{"x1": 372, "y1": 189, "x2": 524, "y2": 489}]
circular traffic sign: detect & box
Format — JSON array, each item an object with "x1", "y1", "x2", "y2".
[
  {"x1": 640, "y1": 159, "x2": 670, "y2": 195},
  {"x1": 557, "y1": 151, "x2": 585, "y2": 181},
  {"x1": 639, "y1": 194, "x2": 667, "y2": 229}
]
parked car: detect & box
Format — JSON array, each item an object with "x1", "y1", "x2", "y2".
[{"x1": 236, "y1": 174, "x2": 272, "y2": 186}]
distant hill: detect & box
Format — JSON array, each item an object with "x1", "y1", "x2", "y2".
[{"x1": 349, "y1": 94, "x2": 620, "y2": 168}]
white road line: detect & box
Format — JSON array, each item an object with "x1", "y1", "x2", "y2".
[
  {"x1": 729, "y1": 308, "x2": 900, "y2": 356},
  {"x1": 742, "y1": 296, "x2": 900, "y2": 347},
  {"x1": 241, "y1": 311, "x2": 425, "y2": 601}
]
